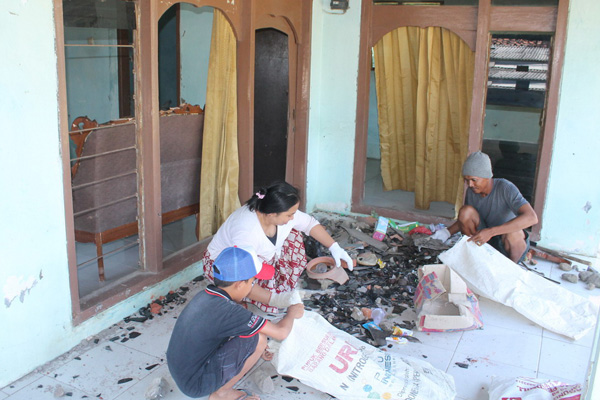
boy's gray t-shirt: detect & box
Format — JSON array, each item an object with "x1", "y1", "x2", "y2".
[{"x1": 465, "y1": 178, "x2": 528, "y2": 229}]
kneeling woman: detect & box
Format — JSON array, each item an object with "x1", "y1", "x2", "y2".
[{"x1": 203, "y1": 181, "x2": 352, "y2": 313}]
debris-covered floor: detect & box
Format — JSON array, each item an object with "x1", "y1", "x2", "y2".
[{"x1": 2, "y1": 213, "x2": 598, "y2": 400}]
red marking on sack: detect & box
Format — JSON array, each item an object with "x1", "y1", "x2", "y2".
[{"x1": 329, "y1": 343, "x2": 359, "y2": 373}]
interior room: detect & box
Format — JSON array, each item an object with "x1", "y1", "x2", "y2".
[{"x1": 2, "y1": 0, "x2": 600, "y2": 399}]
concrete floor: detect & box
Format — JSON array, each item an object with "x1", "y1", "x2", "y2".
[{"x1": 1, "y1": 254, "x2": 598, "y2": 400}]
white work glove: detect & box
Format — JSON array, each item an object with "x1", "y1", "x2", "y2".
[
  {"x1": 431, "y1": 228, "x2": 451, "y2": 243},
  {"x1": 329, "y1": 242, "x2": 354, "y2": 271},
  {"x1": 269, "y1": 290, "x2": 302, "y2": 309}
]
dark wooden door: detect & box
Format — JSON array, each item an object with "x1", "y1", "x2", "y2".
[{"x1": 253, "y1": 28, "x2": 289, "y2": 190}]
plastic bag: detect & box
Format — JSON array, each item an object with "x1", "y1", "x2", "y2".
[
  {"x1": 439, "y1": 236, "x2": 598, "y2": 340},
  {"x1": 272, "y1": 311, "x2": 456, "y2": 400},
  {"x1": 488, "y1": 376, "x2": 582, "y2": 400}
]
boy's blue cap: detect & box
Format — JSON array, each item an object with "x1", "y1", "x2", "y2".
[{"x1": 213, "y1": 246, "x2": 275, "y2": 282}]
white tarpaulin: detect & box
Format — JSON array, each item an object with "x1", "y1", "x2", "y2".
[
  {"x1": 439, "y1": 236, "x2": 598, "y2": 340},
  {"x1": 272, "y1": 311, "x2": 456, "y2": 400}
]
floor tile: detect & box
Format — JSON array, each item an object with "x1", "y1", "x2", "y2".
[
  {"x1": 364, "y1": 158, "x2": 455, "y2": 219},
  {"x1": 46, "y1": 342, "x2": 163, "y2": 399},
  {"x1": 386, "y1": 341, "x2": 455, "y2": 372},
  {"x1": 237, "y1": 360, "x2": 333, "y2": 400},
  {"x1": 2, "y1": 376, "x2": 92, "y2": 400},
  {"x1": 455, "y1": 324, "x2": 542, "y2": 371},
  {"x1": 117, "y1": 315, "x2": 179, "y2": 359},
  {"x1": 0, "y1": 391, "x2": 6, "y2": 400},
  {"x1": 536, "y1": 371, "x2": 586, "y2": 386},
  {"x1": 538, "y1": 337, "x2": 592, "y2": 383},
  {"x1": 448, "y1": 352, "x2": 538, "y2": 400},
  {"x1": 411, "y1": 329, "x2": 464, "y2": 353},
  {"x1": 477, "y1": 297, "x2": 543, "y2": 336},
  {"x1": 0, "y1": 373, "x2": 44, "y2": 395},
  {"x1": 113, "y1": 364, "x2": 194, "y2": 400}
]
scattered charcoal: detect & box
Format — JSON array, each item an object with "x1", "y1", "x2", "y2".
[
  {"x1": 282, "y1": 376, "x2": 294, "y2": 382},
  {"x1": 286, "y1": 386, "x2": 299, "y2": 392},
  {"x1": 193, "y1": 275, "x2": 204, "y2": 282},
  {"x1": 145, "y1": 363, "x2": 159, "y2": 371},
  {"x1": 304, "y1": 236, "x2": 327, "y2": 259},
  {"x1": 109, "y1": 336, "x2": 120, "y2": 342},
  {"x1": 117, "y1": 378, "x2": 133, "y2": 384},
  {"x1": 455, "y1": 362, "x2": 469, "y2": 369},
  {"x1": 302, "y1": 212, "x2": 447, "y2": 346},
  {"x1": 124, "y1": 316, "x2": 148, "y2": 323},
  {"x1": 128, "y1": 332, "x2": 141, "y2": 339},
  {"x1": 74, "y1": 356, "x2": 81, "y2": 360}
]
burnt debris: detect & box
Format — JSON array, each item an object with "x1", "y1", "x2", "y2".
[{"x1": 302, "y1": 212, "x2": 448, "y2": 346}]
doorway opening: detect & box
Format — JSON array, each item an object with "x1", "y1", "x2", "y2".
[
  {"x1": 364, "y1": 26, "x2": 474, "y2": 221},
  {"x1": 482, "y1": 33, "x2": 552, "y2": 205},
  {"x1": 253, "y1": 28, "x2": 290, "y2": 190}
]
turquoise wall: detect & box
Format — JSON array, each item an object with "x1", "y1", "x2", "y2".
[
  {"x1": 537, "y1": 0, "x2": 600, "y2": 257},
  {"x1": 180, "y1": 4, "x2": 213, "y2": 108},
  {"x1": 1, "y1": 1, "x2": 72, "y2": 386},
  {"x1": 367, "y1": 70, "x2": 381, "y2": 159},
  {"x1": 306, "y1": 0, "x2": 362, "y2": 212},
  {"x1": 0, "y1": 0, "x2": 205, "y2": 387},
  {"x1": 483, "y1": 105, "x2": 542, "y2": 144},
  {"x1": 64, "y1": 27, "x2": 120, "y2": 124}
]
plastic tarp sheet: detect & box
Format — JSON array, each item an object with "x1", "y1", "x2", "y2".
[
  {"x1": 439, "y1": 236, "x2": 598, "y2": 340},
  {"x1": 272, "y1": 311, "x2": 456, "y2": 400}
]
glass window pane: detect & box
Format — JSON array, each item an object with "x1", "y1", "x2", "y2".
[
  {"x1": 483, "y1": 33, "x2": 552, "y2": 205},
  {"x1": 64, "y1": 0, "x2": 140, "y2": 298}
]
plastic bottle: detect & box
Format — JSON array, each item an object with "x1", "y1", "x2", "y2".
[{"x1": 371, "y1": 308, "x2": 385, "y2": 325}]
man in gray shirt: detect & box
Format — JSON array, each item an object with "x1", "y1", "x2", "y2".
[{"x1": 432, "y1": 151, "x2": 538, "y2": 263}]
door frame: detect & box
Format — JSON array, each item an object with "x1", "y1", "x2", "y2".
[
  {"x1": 236, "y1": 0, "x2": 313, "y2": 207},
  {"x1": 351, "y1": 0, "x2": 567, "y2": 241}
]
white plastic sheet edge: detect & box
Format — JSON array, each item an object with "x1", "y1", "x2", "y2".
[{"x1": 439, "y1": 236, "x2": 598, "y2": 340}]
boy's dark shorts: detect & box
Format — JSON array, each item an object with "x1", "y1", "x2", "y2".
[
  {"x1": 488, "y1": 230, "x2": 530, "y2": 263},
  {"x1": 195, "y1": 334, "x2": 259, "y2": 396}
]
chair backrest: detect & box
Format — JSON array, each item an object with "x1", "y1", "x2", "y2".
[
  {"x1": 71, "y1": 109, "x2": 204, "y2": 234},
  {"x1": 159, "y1": 112, "x2": 204, "y2": 213},
  {"x1": 72, "y1": 121, "x2": 137, "y2": 233}
]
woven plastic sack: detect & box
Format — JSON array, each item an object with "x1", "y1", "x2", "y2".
[
  {"x1": 439, "y1": 236, "x2": 598, "y2": 340},
  {"x1": 272, "y1": 311, "x2": 456, "y2": 400},
  {"x1": 488, "y1": 376, "x2": 582, "y2": 400}
]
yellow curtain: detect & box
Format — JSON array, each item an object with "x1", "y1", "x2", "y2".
[
  {"x1": 198, "y1": 9, "x2": 241, "y2": 239},
  {"x1": 374, "y1": 26, "x2": 474, "y2": 211}
]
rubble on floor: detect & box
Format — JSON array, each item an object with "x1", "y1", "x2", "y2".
[{"x1": 301, "y1": 212, "x2": 450, "y2": 345}]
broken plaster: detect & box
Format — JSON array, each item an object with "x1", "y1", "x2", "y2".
[{"x1": 3, "y1": 272, "x2": 40, "y2": 307}]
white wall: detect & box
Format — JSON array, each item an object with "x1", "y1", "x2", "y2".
[{"x1": 306, "y1": 0, "x2": 362, "y2": 212}]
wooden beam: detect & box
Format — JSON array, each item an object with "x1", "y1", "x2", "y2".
[{"x1": 467, "y1": 0, "x2": 491, "y2": 153}]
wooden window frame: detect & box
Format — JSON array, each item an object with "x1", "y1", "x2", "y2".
[{"x1": 56, "y1": 0, "x2": 312, "y2": 324}]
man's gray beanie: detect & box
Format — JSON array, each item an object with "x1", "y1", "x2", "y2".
[{"x1": 462, "y1": 151, "x2": 493, "y2": 178}]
